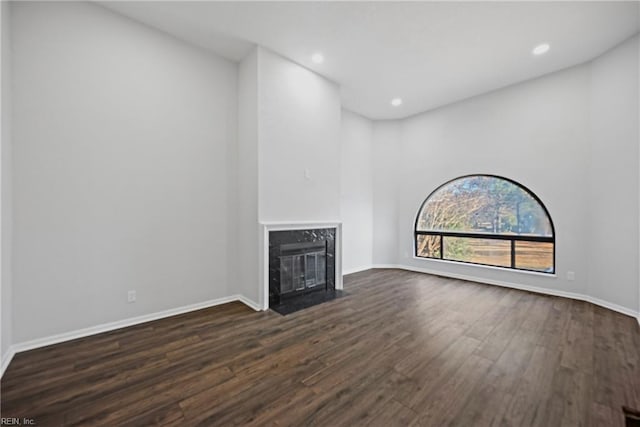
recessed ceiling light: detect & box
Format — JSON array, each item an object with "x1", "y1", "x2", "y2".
[
  {"x1": 311, "y1": 53, "x2": 324, "y2": 64},
  {"x1": 391, "y1": 98, "x2": 403, "y2": 107},
  {"x1": 532, "y1": 43, "x2": 550, "y2": 56}
]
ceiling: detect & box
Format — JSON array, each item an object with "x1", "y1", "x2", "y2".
[{"x1": 101, "y1": 1, "x2": 640, "y2": 120}]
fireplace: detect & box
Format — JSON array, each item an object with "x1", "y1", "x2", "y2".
[{"x1": 269, "y1": 227, "x2": 336, "y2": 308}]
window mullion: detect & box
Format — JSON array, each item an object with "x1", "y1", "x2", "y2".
[{"x1": 510, "y1": 240, "x2": 515, "y2": 268}]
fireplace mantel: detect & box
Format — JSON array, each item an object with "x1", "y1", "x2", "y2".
[{"x1": 260, "y1": 221, "x2": 343, "y2": 310}]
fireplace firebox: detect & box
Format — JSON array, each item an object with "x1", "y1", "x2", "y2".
[{"x1": 279, "y1": 242, "x2": 327, "y2": 294}]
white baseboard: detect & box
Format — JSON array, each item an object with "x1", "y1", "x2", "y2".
[
  {"x1": 1, "y1": 294, "x2": 262, "y2": 378},
  {"x1": 585, "y1": 295, "x2": 639, "y2": 319},
  {"x1": 236, "y1": 294, "x2": 263, "y2": 312},
  {"x1": 372, "y1": 264, "x2": 400, "y2": 270},
  {"x1": 343, "y1": 265, "x2": 373, "y2": 275},
  {"x1": 1, "y1": 347, "x2": 16, "y2": 378},
  {"x1": 371, "y1": 264, "x2": 640, "y2": 320}
]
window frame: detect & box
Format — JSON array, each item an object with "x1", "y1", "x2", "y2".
[{"x1": 414, "y1": 174, "x2": 556, "y2": 274}]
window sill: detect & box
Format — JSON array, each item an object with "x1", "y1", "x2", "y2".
[{"x1": 412, "y1": 256, "x2": 557, "y2": 278}]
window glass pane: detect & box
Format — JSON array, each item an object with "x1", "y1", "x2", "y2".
[
  {"x1": 305, "y1": 253, "x2": 317, "y2": 287},
  {"x1": 416, "y1": 175, "x2": 552, "y2": 237},
  {"x1": 292, "y1": 255, "x2": 305, "y2": 291},
  {"x1": 443, "y1": 237, "x2": 511, "y2": 268},
  {"x1": 515, "y1": 241, "x2": 554, "y2": 272},
  {"x1": 280, "y1": 256, "x2": 294, "y2": 294},
  {"x1": 416, "y1": 234, "x2": 440, "y2": 258},
  {"x1": 317, "y1": 252, "x2": 326, "y2": 285}
]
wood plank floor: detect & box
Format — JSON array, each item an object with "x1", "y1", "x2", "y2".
[{"x1": 2, "y1": 269, "x2": 639, "y2": 426}]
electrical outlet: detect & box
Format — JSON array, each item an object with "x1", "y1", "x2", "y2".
[
  {"x1": 566, "y1": 271, "x2": 575, "y2": 281},
  {"x1": 127, "y1": 290, "x2": 136, "y2": 303}
]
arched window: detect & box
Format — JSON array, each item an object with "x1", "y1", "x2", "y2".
[{"x1": 415, "y1": 175, "x2": 555, "y2": 273}]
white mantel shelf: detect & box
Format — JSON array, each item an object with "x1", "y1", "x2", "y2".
[
  {"x1": 260, "y1": 221, "x2": 343, "y2": 310},
  {"x1": 260, "y1": 220, "x2": 342, "y2": 227}
]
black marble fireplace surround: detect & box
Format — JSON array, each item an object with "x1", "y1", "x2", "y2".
[{"x1": 269, "y1": 228, "x2": 340, "y2": 315}]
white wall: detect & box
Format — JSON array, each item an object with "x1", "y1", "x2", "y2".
[
  {"x1": 257, "y1": 48, "x2": 342, "y2": 223},
  {"x1": 372, "y1": 121, "x2": 401, "y2": 265},
  {"x1": 1, "y1": 0, "x2": 14, "y2": 366},
  {"x1": 236, "y1": 48, "x2": 260, "y2": 304},
  {"x1": 387, "y1": 65, "x2": 592, "y2": 295},
  {"x1": 373, "y1": 36, "x2": 640, "y2": 315},
  {"x1": 588, "y1": 35, "x2": 639, "y2": 312},
  {"x1": 340, "y1": 110, "x2": 373, "y2": 274},
  {"x1": 11, "y1": 2, "x2": 238, "y2": 343}
]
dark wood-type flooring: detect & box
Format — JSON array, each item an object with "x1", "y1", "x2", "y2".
[{"x1": 2, "y1": 269, "x2": 639, "y2": 426}]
